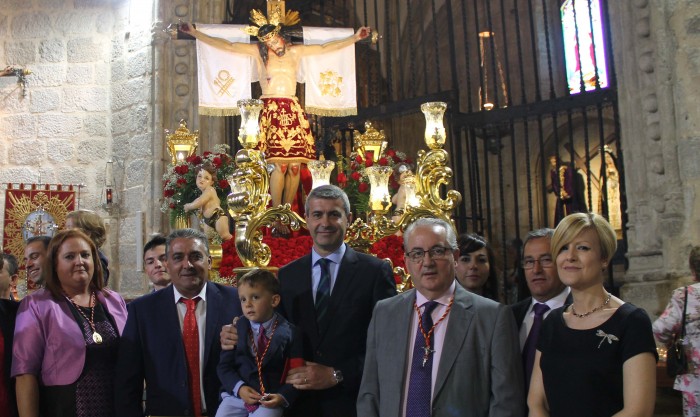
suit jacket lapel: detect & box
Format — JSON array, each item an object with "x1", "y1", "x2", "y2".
[
  {"x1": 161, "y1": 286, "x2": 187, "y2": 361},
  {"x1": 263, "y1": 318, "x2": 291, "y2": 367},
  {"x1": 390, "y1": 292, "x2": 415, "y2": 391},
  {"x1": 316, "y1": 247, "x2": 357, "y2": 338},
  {"x1": 433, "y1": 286, "x2": 473, "y2": 399},
  {"x1": 203, "y1": 283, "x2": 221, "y2": 367}
]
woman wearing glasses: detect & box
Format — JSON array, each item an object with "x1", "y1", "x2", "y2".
[
  {"x1": 528, "y1": 212, "x2": 657, "y2": 417},
  {"x1": 455, "y1": 233, "x2": 500, "y2": 302}
]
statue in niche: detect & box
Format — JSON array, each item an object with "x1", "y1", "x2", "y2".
[
  {"x1": 598, "y1": 146, "x2": 622, "y2": 239},
  {"x1": 548, "y1": 155, "x2": 588, "y2": 225},
  {"x1": 391, "y1": 163, "x2": 414, "y2": 224},
  {"x1": 183, "y1": 162, "x2": 233, "y2": 241}
]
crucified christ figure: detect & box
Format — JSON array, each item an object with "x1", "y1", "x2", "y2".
[{"x1": 181, "y1": 19, "x2": 369, "y2": 235}]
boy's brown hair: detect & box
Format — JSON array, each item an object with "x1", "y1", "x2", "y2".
[{"x1": 238, "y1": 268, "x2": 280, "y2": 295}]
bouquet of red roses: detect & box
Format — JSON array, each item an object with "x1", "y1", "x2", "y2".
[{"x1": 161, "y1": 144, "x2": 236, "y2": 225}]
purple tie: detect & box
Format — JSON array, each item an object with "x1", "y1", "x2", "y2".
[
  {"x1": 406, "y1": 301, "x2": 439, "y2": 417},
  {"x1": 523, "y1": 303, "x2": 550, "y2": 390}
]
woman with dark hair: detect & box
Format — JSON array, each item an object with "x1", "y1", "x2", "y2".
[
  {"x1": 528, "y1": 212, "x2": 656, "y2": 417},
  {"x1": 455, "y1": 233, "x2": 500, "y2": 302},
  {"x1": 12, "y1": 229, "x2": 127, "y2": 417}
]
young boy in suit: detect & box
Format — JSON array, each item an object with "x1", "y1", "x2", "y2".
[{"x1": 216, "y1": 269, "x2": 303, "y2": 417}]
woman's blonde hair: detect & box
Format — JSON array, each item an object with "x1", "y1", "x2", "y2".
[
  {"x1": 44, "y1": 229, "x2": 105, "y2": 298},
  {"x1": 66, "y1": 209, "x2": 106, "y2": 247},
  {"x1": 551, "y1": 212, "x2": 617, "y2": 262}
]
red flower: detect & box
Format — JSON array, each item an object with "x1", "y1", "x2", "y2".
[
  {"x1": 218, "y1": 179, "x2": 229, "y2": 189},
  {"x1": 386, "y1": 149, "x2": 396, "y2": 158},
  {"x1": 175, "y1": 165, "x2": 189, "y2": 175},
  {"x1": 203, "y1": 151, "x2": 212, "y2": 157},
  {"x1": 187, "y1": 155, "x2": 203, "y2": 165},
  {"x1": 378, "y1": 157, "x2": 389, "y2": 166},
  {"x1": 355, "y1": 155, "x2": 363, "y2": 164},
  {"x1": 365, "y1": 157, "x2": 373, "y2": 168},
  {"x1": 337, "y1": 172, "x2": 347, "y2": 187},
  {"x1": 212, "y1": 157, "x2": 222, "y2": 168},
  {"x1": 169, "y1": 202, "x2": 176, "y2": 209},
  {"x1": 176, "y1": 178, "x2": 187, "y2": 186},
  {"x1": 358, "y1": 182, "x2": 369, "y2": 193},
  {"x1": 392, "y1": 155, "x2": 401, "y2": 163},
  {"x1": 405, "y1": 158, "x2": 413, "y2": 164},
  {"x1": 164, "y1": 189, "x2": 175, "y2": 197},
  {"x1": 351, "y1": 171, "x2": 362, "y2": 181}
]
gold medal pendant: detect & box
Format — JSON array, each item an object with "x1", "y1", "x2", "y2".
[{"x1": 93, "y1": 332, "x2": 103, "y2": 344}]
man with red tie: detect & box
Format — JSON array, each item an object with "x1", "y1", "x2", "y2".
[{"x1": 115, "y1": 228, "x2": 242, "y2": 416}]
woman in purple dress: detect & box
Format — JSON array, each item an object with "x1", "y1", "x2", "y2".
[{"x1": 12, "y1": 229, "x2": 127, "y2": 417}]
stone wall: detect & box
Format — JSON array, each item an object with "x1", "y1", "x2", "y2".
[{"x1": 0, "y1": 0, "x2": 157, "y2": 297}]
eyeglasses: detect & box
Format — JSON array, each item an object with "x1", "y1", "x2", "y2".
[
  {"x1": 405, "y1": 246, "x2": 453, "y2": 263},
  {"x1": 521, "y1": 256, "x2": 554, "y2": 269}
]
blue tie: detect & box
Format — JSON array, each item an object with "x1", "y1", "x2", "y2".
[
  {"x1": 523, "y1": 303, "x2": 550, "y2": 390},
  {"x1": 315, "y1": 258, "x2": 332, "y2": 325},
  {"x1": 406, "y1": 300, "x2": 439, "y2": 417}
]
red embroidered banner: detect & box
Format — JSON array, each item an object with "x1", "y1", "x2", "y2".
[{"x1": 2, "y1": 184, "x2": 76, "y2": 295}]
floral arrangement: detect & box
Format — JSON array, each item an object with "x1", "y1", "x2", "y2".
[
  {"x1": 161, "y1": 144, "x2": 236, "y2": 225},
  {"x1": 336, "y1": 148, "x2": 412, "y2": 216},
  {"x1": 219, "y1": 233, "x2": 405, "y2": 284}
]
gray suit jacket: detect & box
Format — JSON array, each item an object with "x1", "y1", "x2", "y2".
[{"x1": 357, "y1": 284, "x2": 525, "y2": 417}]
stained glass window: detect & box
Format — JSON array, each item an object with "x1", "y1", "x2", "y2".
[{"x1": 561, "y1": 0, "x2": 608, "y2": 94}]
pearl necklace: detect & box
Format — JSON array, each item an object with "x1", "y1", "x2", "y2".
[{"x1": 569, "y1": 292, "x2": 612, "y2": 318}]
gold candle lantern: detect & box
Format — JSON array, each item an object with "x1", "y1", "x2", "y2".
[
  {"x1": 354, "y1": 122, "x2": 387, "y2": 162},
  {"x1": 165, "y1": 120, "x2": 199, "y2": 164},
  {"x1": 366, "y1": 166, "x2": 393, "y2": 213},
  {"x1": 421, "y1": 102, "x2": 447, "y2": 150},
  {"x1": 403, "y1": 173, "x2": 420, "y2": 208},
  {"x1": 237, "y1": 99, "x2": 264, "y2": 149},
  {"x1": 308, "y1": 159, "x2": 335, "y2": 189}
]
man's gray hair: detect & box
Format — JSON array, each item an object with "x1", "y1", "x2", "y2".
[
  {"x1": 522, "y1": 228, "x2": 554, "y2": 257},
  {"x1": 403, "y1": 218, "x2": 458, "y2": 250},
  {"x1": 305, "y1": 184, "x2": 351, "y2": 216},
  {"x1": 166, "y1": 228, "x2": 210, "y2": 257}
]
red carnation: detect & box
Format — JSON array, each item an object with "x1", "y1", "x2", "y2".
[
  {"x1": 212, "y1": 156, "x2": 222, "y2": 168},
  {"x1": 351, "y1": 171, "x2": 361, "y2": 181},
  {"x1": 386, "y1": 149, "x2": 396, "y2": 158},
  {"x1": 378, "y1": 157, "x2": 389, "y2": 166},
  {"x1": 365, "y1": 157, "x2": 373, "y2": 168},
  {"x1": 169, "y1": 203, "x2": 176, "y2": 208},
  {"x1": 218, "y1": 179, "x2": 229, "y2": 189},
  {"x1": 337, "y1": 172, "x2": 347, "y2": 187},
  {"x1": 176, "y1": 178, "x2": 187, "y2": 186},
  {"x1": 355, "y1": 155, "x2": 363, "y2": 164},
  {"x1": 358, "y1": 182, "x2": 369, "y2": 193},
  {"x1": 164, "y1": 189, "x2": 175, "y2": 197},
  {"x1": 188, "y1": 155, "x2": 202, "y2": 165},
  {"x1": 392, "y1": 155, "x2": 400, "y2": 163},
  {"x1": 203, "y1": 151, "x2": 212, "y2": 157}
]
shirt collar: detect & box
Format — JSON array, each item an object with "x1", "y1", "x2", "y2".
[
  {"x1": 250, "y1": 312, "x2": 278, "y2": 332},
  {"x1": 416, "y1": 280, "x2": 456, "y2": 308},
  {"x1": 529, "y1": 286, "x2": 570, "y2": 312},
  {"x1": 173, "y1": 282, "x2": 208, "y2": 304},
  {"x1": 311, "y1": 243, "x2": 346, "y2": 266}
]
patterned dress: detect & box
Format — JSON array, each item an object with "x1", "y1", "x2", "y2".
[
  {"x1": 653, "y1": 283, "x2": 700, "y2": 416},
  {"x1": 41, "y1": 302, "x2": 119, "y2": 417},
  {"x1": 257, "y1": 97, "x2": 316, "y2": 164}
]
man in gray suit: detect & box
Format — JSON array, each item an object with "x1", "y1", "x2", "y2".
[{"x1": 357, "y1": 218, "x2": 525, "y2": 417}]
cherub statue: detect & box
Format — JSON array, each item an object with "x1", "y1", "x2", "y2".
[{"x1": 184, "y1": 162, "x2": 233, "y2": 241}]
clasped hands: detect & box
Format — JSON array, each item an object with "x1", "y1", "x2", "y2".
[{"x1": 220, "y1": 320, "x2": 338, "y2": 390}]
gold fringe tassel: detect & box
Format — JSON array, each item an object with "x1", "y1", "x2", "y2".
[
  {"x1": 199, "y1": 107, "x2": 241, "y2": 117},
  {"x1": 305, "y1": 107, "x2": 358, "y2": 117}
]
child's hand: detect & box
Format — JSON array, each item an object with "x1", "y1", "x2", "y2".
[
  {"x1": 259, "y1": 393, "x2": 284, "y2": 408},
  {"x1": 238, "y1": 386, "x2": 262, "y2": 405}
]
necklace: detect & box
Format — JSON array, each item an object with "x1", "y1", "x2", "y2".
[
  {"x1": 248, "y1": 319, "x2": 279, "y2": 395},
  {"x1": 65, "y1": 292, "x2": 102, "y2": 344},
  {"x1": 413, "y1": 297, "x2": 454, "y2": 367},
  {"x1": 569, "y1": 292, "x2": 612, "y2": 318}
]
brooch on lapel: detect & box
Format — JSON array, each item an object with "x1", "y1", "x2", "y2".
[{"x1": 596, "y1": 330, "x2": 619, "y2": 348}]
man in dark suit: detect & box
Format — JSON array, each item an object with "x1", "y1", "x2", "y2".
[
  {"x1": 115, "y1": 228, "x2": 241, "y2": 417},
  {"x1": 278, "y1": 184, "x2": 397, "y2": 417},
  {"x1": 357, "y1": 218, "x2": 524, "y2": 417},
  {"x1": 510, "y1": 228, "x2": 569, "y2": 394}
]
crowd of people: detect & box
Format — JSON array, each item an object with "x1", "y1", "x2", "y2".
[{"x1": 0, "y1": 184, "x2": 689, "y2": 417}]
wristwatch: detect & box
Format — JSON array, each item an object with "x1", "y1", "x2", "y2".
[{"x1": 332, "y1": 369, "x2": 344, "y2": 384}]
